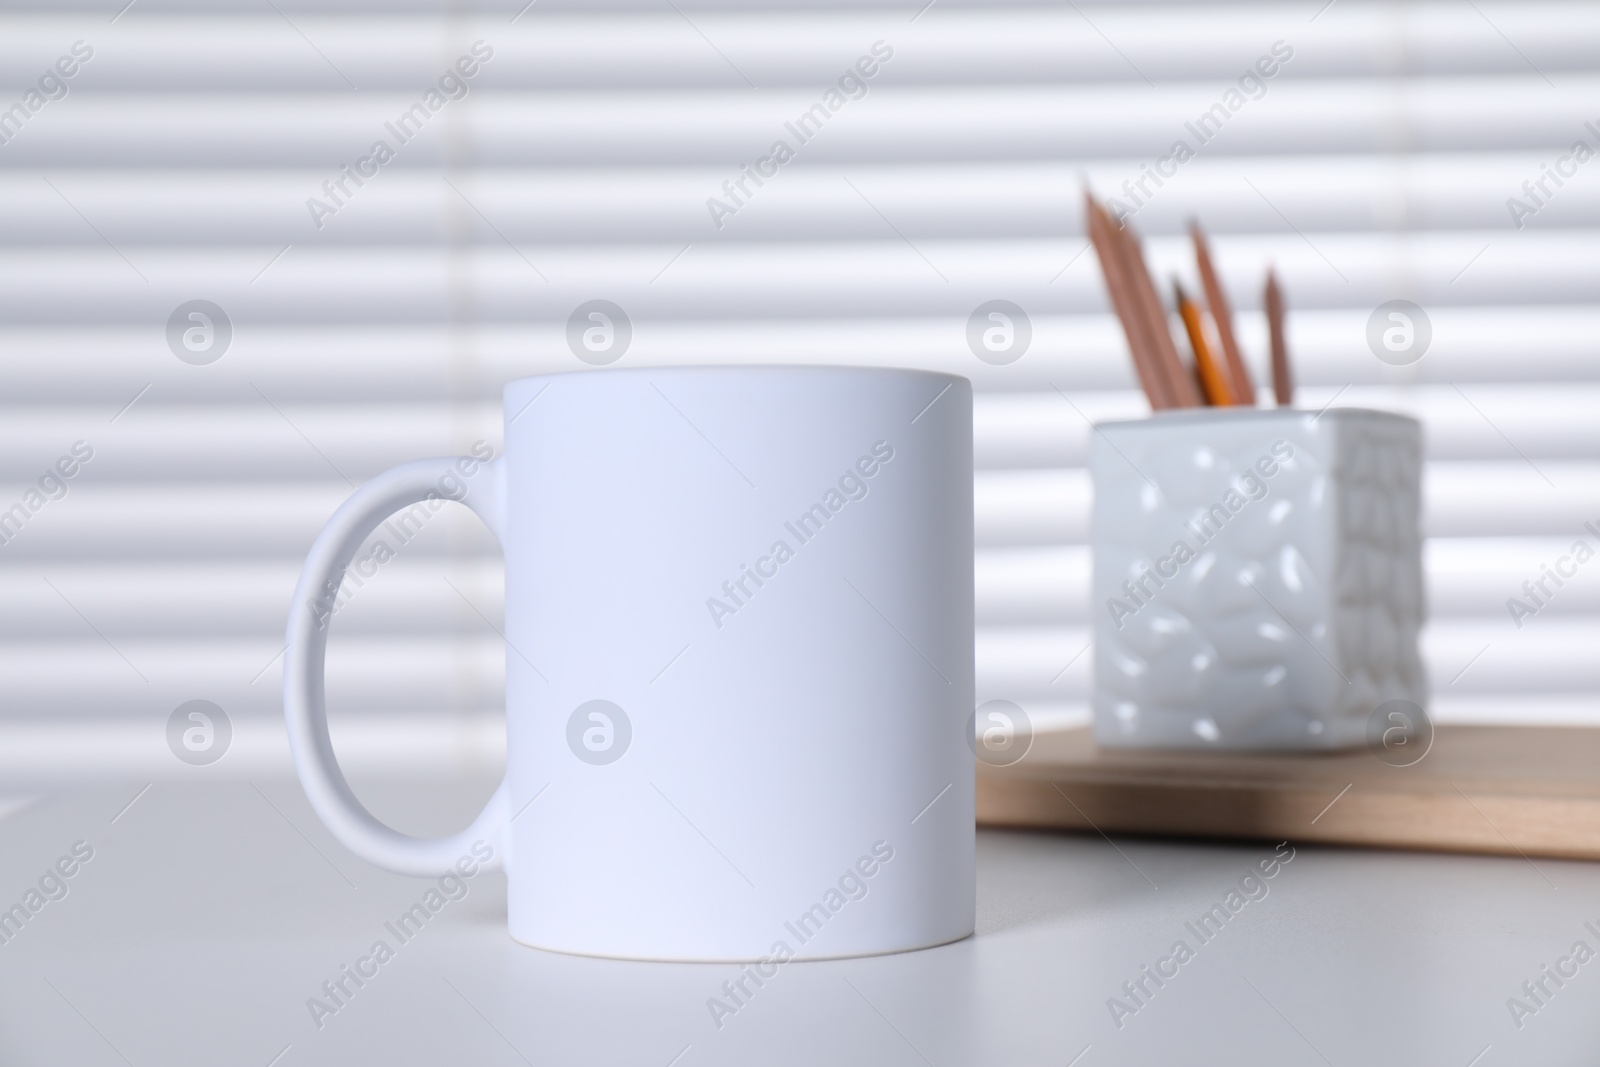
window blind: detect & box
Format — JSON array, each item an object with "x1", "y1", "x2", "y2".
[{"x1": 3, "y1": 0, "x2": 1597, "y2": 781}]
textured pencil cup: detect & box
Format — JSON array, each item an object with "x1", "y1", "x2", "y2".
[
  {"x1": 1092, "y1": 408, "x2": 1425, "y2": 750},
  {"x1": 284, "y1": 366, "x2": 976, "y2": 960}
]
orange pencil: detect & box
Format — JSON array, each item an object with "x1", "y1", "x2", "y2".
[
  {"x1": 1174, "y1": 280, "x2": 1238, "y2": 406},
  {"x1": 1265, "y1": 268, "x2": 1293, "y2": 406},
  {"x1": 1191, "y1": 222, "x2": 1255, "y2": 405}
]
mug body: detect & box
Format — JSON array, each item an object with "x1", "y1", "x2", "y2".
[{"x1": 500, "y1": 366, "x2": 974, "y2": 960}]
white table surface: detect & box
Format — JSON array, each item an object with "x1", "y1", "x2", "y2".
[{"x1": 1, "y1": 775, "x2": 1596, "y2": 1066}]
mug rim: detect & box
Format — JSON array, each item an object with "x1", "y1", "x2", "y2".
[{"x1": 502, "y1": 363, "x2": 969, "y2": 395}]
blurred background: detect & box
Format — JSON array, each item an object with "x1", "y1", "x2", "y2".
[{"x1": 2, "y1": 0, "x2": 1597, "y2": 784}]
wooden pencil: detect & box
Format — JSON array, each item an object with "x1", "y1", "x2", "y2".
[
  {"x1": 1174, "y1": 280, "x2": 1238, "y2": 406},
  {"x1": 1191, "y1": 222, "x2": 1255, "y2": 405},
  {"x1": 1265, "y1": 268, "x2": 1292, "y2": 406},
  {"x1": 1084, "y1": 192, "x2": 1173, "y2": 410},
  {"x1": 1117, "y1": 220, "x2": 1202, "y2": 408}
]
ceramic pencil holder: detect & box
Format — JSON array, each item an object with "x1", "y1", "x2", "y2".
[{"x1": 1091, "y1": 407, "x2": 1426, "y2": 750}]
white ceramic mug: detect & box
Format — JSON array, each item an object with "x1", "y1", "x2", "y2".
[{"x1": 284, "y1": 366, "x2": 975, "y2": 961}]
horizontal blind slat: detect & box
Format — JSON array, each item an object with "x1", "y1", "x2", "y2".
[{"x1": 5, "y1": 156, "x2": 1600, "y2": 244}]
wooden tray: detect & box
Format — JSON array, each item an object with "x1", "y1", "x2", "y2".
[{"x1": 976, "y1": 724, "x2": 1600, "y2": 862}]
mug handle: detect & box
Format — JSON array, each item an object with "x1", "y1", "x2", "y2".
[{"x1": 283, "y1": 456, "x2": 509, "y2": 876}]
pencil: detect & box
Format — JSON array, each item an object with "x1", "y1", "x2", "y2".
[
  {"x1": 1085, "y1": 192, "x2": 1173, "y2": 410},
  {"x1": 1265, "y1": 268, "x2": 1292, "y2": 406},
  {"x1": 1117, "y1": 220, "x2": 1202, "y2": 408},
  {"x1": 1191, "y1": 222, "x2": 1255, "y2": 405},
  {"x1": 1174, "y1": 280, "x2": 1237, "y2": 406}
]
